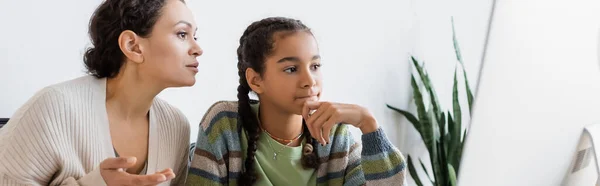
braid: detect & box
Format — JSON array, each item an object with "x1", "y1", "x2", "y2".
[
  {"x1": 237, "y1": 83, "x2": 261, "y2": 185},
  {"x1": 236, "y1": 17, "x2": 314, "y2": 185},
  {"x1": 301, "y1": 120, "x2": 320, "y2": 169},
  {"x1": 237, "y1": 35, "x2": 261, "y2": 185}
]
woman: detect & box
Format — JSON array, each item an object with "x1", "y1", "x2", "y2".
[
  {"x1": 0, "y1": 0, "x2": 201, "y2": 185},
  {"x1": 187, "y1": 17, "x2": 406, "y2": 186}
]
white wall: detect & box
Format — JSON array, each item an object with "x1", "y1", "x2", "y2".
[
  {"x1": 0, "y1": 0, "x2": 410, "y2": 144},
  {"x1": 0, "y1": 0, "x2": 484, "y2": 136},
  {"x1": 458, "y1": 0, "x2": 600, "y2": 185},
  {"x1": 0, "y1": 1, "x2": 490, "y2": 184}
]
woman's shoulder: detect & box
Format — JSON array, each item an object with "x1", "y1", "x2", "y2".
[
  {"x1": 14, "y1": 76, "x2": 100, "y2": 115},
  {"x1": 3, "y1": 76, "x2": 101, "y2": 135},
  {"x1": 43, "y1": 75, "x2": 103, "y2": 97}
]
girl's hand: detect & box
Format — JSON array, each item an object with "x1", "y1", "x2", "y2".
[{"x1": 302, "y1": 101, "x2": 378, "y2": 145}]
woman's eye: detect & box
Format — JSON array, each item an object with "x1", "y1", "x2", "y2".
[{"x1": 177, "y1": 32, "x2": 187, "y2": 39}]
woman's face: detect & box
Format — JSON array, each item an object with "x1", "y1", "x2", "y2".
[{"x1": 136, "y1": 0, "x2": 202, "y2": 88}]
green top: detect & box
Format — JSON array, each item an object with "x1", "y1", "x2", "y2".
[{"x1": 239, "y1": 103, "x2": 317, "y2": 186}]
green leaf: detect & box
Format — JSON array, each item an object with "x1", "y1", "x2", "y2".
[
  {"x1": 431, "y1": 142, "x2": 441, "y2": 186},
  {"x1": 440, "y1": 112, "x2": 446, "y2": 136},
  {"x1": 451, "y1": 17, "x2": 464, "y2": 67},
  {"x1": 450, "y1": 67, "x2": 463, "y2": 171},
  {"x1": 427, "y1": 106, "x2": 440, "y2": 143},
  {"x1": 451, "y1": 16, "x2": 469, "y2": 177},
  {"x1": 411, "y1": 75, "x2": 441, "y2": 186},
  {"x1": 411, "y1": 75, "x2": 435, "y2": 155},
  {"x1": 450, "y1": 68, "x2": 462, "y2": 171},
  {"x1": 407, "y1": 155, "x2": 424, "y2": 186},
  {"x1": 463, "y1": 69, "x2": 475, "y2": 114},
  {"x1": 452, "y1": 68, "x2": 462, "y2": 131},
  {"x1": 438, "y1": 111, "x2": 447, "y2": 158},
  {"x1": 443, "y1": 132, "x2": 451, "y2": 173},
  {"x1": 435, "y1": 140, "x2": 447, "y2": 186},
  {"x1": 452, "y1": 17, "x2": 475, "y2": 114},
  {"x1": 425, "y1": 103, "x2": 443, "y2": 186},
  {"x1": 447, "y1": 111, "x2": 460, "y2": 173},
  {"x1": 419, "y1": 158, "x2": 434, "y2": 184},
  {"x1": 447, "y1": 112, "x2": 456, "y2": 141},
  {"x1": 411, "y1": 57, "x2": 444, "y2": 125},
  {"x1": 448, "y1": 164, "x2": 458, "y2": 186},
  {"x1": 386, "y1": 104, "x2": 421, "y2": 128},
  {"x1": 440, "y1": 112, "x2": 447, "y2": 164}
]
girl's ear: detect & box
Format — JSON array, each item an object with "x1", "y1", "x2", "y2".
[{"x1": 246, "y1": 68, "x2": 265, "y2": 94}]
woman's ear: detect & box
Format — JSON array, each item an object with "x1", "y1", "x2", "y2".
[
  {"x1": 246, "y1": 68, "x2": 264, "y2": 94},
  {"x1": 118, "y1": 30, "x2": 144, "y2": 64}
]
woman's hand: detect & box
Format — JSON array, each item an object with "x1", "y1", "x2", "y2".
[
  {"x1": 99, "y1": 157, "x2": 175, "y2": 186},
  {"x1": 302, "y1": 101, "x2": 378, "y2": 145}
]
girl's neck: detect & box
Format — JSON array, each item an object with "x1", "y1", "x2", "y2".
[{"x1": 258, "y1": 101, "x2": 304, "y2": 146}]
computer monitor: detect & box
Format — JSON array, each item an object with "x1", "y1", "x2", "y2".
[{"x1": 457, "y1": 0, "x2": 600, "y2": 185}]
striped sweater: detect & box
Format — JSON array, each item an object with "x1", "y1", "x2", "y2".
[{"x1": 186, "y1": 101, "x2": 406, "y2": 186}]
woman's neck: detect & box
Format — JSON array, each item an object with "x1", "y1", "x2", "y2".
[{"x1": 105, "y1": 68, "x2": 163, "y2": 124}]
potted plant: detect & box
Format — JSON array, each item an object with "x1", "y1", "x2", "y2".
[{"x1": 386, "y1": 18, "x2": 474, "y2": 186}]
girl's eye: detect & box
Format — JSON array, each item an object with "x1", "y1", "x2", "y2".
[
  {"x1": 284, "y1": 67, "x2": 297, "y2": 73},
  {"x1": 311, "y1": 64, "x2": 322, "y2": 71}
]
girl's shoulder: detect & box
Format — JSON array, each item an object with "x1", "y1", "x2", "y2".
[{"x1": 199, "y1": 101, "x2": 241, "y2": 134}]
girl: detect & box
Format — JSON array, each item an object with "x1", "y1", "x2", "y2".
[
  {"x1": 187, "y1": 17, "x2": 406, "y2": 186},
  {"x1": 0, "y1": 0, "x2": 201, "y2": 185}
]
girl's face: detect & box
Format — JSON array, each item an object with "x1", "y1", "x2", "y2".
[{"x1": 252, "y1": 31, "x2": 323, "y2": 115}]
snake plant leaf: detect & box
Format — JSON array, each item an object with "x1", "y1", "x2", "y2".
[
  {"x1": 408, "y1": 155, "x2": 424, "y2": 186},
  {"x1": 449, "y1": 164, "x2": 458, "y2": 186},
  {"x1": 420, "y1": 158, "x2": 434, "y2": 184},
  {"x1": 411, "y1": 57, "x2": 444, "y2": 125},
  {"x1": 452, "y1": 17, "x2": 475, "y2": 113}
]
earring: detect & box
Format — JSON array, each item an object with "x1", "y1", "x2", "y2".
[{"x1": 303, "y1": 142, "x2": 314, "y2": 155}]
